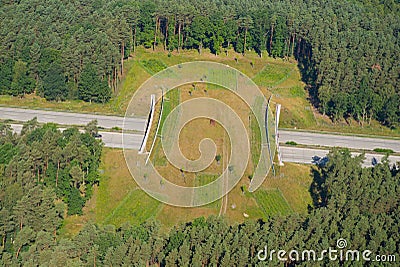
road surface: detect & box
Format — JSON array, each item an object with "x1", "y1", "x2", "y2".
[
  {"x1": 0, "y1": 107, "x2": 146, "y2": 132},
  {"x1": 279, "y1": 130, "x2": 400, "y2": 152},
  {"x1": 10, "y1": 124, "x2": 144, "y2": 150},
  {"x1": 11, "y1": 122, "x2": 398, "y2": 167},
  {"x1": 281, "y1": 146, "x2": 400, "y2": 167}
]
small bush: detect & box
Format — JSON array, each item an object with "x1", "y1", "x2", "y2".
[
  {"x1": 285, "y1": 141, "x2": 298, "y2": 146},
  {"x1": 373, "y1": 148, "x2": 394, "y2": 154},
  {"x1": 289, "y1": 86, "x2": 305, "y2": 97}
]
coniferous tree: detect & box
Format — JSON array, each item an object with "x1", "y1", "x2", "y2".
[
  {"x1": 10, "y1": 60, "x2": 34, "y2": 97},
  {"x1": 0, "y1": 58, "x2": 14, "y2": 94},
  {"x1": 78, "y1": 64, "x2": 111, "y2": 103},
  {"x1": 42, "y1": 63, "x2": 68, "y2": 101}
]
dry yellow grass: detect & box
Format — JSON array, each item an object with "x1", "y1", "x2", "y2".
[{"x1": 150, "y1": 84, "x2": 256, "y2": 186}]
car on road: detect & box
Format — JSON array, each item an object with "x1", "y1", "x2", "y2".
[{"x1": 94, "y1": 133, "x2": 102, "y2": 138}]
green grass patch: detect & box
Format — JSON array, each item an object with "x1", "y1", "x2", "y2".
[
  {"x1": 250, "y1": 113, "x2": 261, "y2": 170},
  {"x1": 152, "y1": 137, "x2": 168, "y2": 166},
  {"x1": 159, "y1": 89, "x2": 180, "y2": 132},
  {"x1": 195, "y1": 173, "x2": 219, "y2": 186},
  {"x1": 275, "y1": 87, "x2": 316, "y2": 129},
  {"x1": 206, "y1": 83, "x2": 223, "y2": 90},
  {"x1": 151, "y1": 89, "x2": 181, "y2": 167},
  {"x1": 253, "y1": 189, "x2": 293, "y2": 218},
  {"x1": 289, "y1": 86, "x2": 306, "y2": 98},
  {"x1": 139, "y1": 59, "x2": 168, "y2": 75},
  {"x1": 102, "y1": 190, "x2": 161, "y2": 227},
  {"x1": 263, "y1": 163, "x2": 313, "y2": 214},
  {"x1": 95, "y1": 149, "x2": 138, "y2": 222},
  {"x1": 206, "y1": 68, "x2": 238, "y2": 91},
  {"x1": 193, "y1": 173, "x2": 221, "y2": 208},
  {"x1": 253, "y1": 64, "x2": 293, "y2": 87}
]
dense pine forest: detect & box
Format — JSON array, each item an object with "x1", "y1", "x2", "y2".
[
  {"x1": 0, "y1": 0, "x2": 399, "y2": 126},
  {"x1": 0, "y1": 120, "x2": 103, "y2": 262}
]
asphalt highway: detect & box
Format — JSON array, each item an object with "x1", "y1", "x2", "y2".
[
  {"x1": 0, "y1": 107, "x2": 146, "y2": 132},
  {"x1": 10, "y1": 124, "x2": 144, "y2": 150},
  {"x1": 279, "y1": 129, "x2": 400, "y2": 152},
  {"x1": 2, "y1": 107, "x2": 400, "y2": 166},
  {"x1": 280, "y1": 146, "x2": 400, "y2": 167}
]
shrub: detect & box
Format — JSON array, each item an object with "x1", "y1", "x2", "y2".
[{"x1": 285, "y1": 141, "x2": 298, "y2": 146}]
